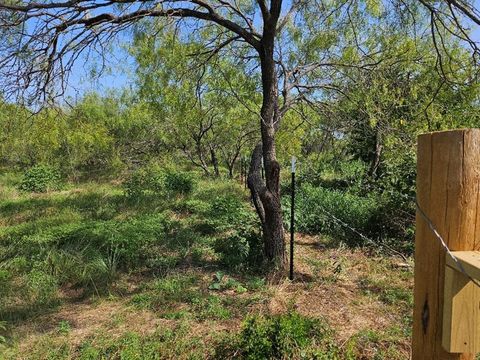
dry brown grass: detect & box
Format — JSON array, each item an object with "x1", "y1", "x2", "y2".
[{"x1": 8, "y1": 233, "x2": 413, "y2": 359}]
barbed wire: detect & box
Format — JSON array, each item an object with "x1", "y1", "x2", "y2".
[
  {"x1": 241, "y1": 163, "x2": 479, "y2": 281},
  {"x1": 317, "y1": 196, "x2": 480, "y2": 285},
  {"x1": 313, "y1": 204, "x2": 409, "y2": 262},
  {"x1": 415, "y1": 199, "x2": 480, "y2": 288}
]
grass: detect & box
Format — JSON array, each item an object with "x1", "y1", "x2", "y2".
[{"x1": 0, "y1": 171, "x2": 414, "y2": 359}]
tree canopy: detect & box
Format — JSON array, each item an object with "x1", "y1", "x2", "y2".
[{"x1": 1, "y1": 0, "x2": 480, "y2": 266}]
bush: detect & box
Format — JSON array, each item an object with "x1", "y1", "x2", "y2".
[
  {"x1": 123, "y1": 167, "x2": 194, "y2": 198},
  {"x1": 164, "y1": 170, "x2": 195, "y2": 196},
  {"x1": 214, "y1": 311, "x2": 337, "y2": 359},
  {"x1": 19, "y1": 165, "x2": 62, "y2": 193},
  {"x1": 208, "y1": 194, "x2": 257, "y2": 229},
  {"x1": 123, "y1": 165, "x2": 164, "y2": 198},
  {"x1": 375, "y1": 150, "x2": 416, "y2": 251},
  {"x1": 214, "y1": 226, "x2": 263, "y2": 270},
  {"x1": 209, "y1": 194, "x2": 244, "y2": 220},
  {"x1": 290, "y1": 184, "x2": 379, "y2": 245},
  {"x1": 207, "y1": 192, "x2": 262, "y2": 269},
  {"x1": 286, "y1": 156, "x2": 367, "y2": 194}
]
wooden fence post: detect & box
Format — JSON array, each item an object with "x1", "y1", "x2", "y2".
[{"x1": 413, "y1": 129, "x2": 480, "y2": 359}]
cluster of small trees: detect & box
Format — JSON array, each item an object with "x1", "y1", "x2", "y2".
[{"x1": 1, "y1": 0, "x2": 480, "y2": 266}]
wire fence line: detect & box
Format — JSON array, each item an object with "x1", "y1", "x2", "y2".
[
  {"x1": 240, "y1": 162, "x2": 477, "y2": 277},
  {"x1": 312, "y1": 203, "x2": 409, "y2": 262},
  {"x1": 415, "y1": 199, "x2": 480, "y2": 288},
  {"x1": 315, "y1": 195, "x2": 480, "y2": 284},
  {"x1": 268, "y1": 172, "x2": 411, "y2": 261}
]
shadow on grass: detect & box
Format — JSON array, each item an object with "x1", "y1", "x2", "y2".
[
  {"x1": 0, "y1": 180, "x2": 269, "y2": 345},
  {"x1": 0, "y1": 191, "x2": 177, "y2": 223}
]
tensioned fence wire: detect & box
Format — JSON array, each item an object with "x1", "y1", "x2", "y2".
[
  {"x1": 242, "y1": 163, "x2": 476, "y2": 278},
  {"x1": 310, "y1": 194, "x2": 480, "y2": 284},
  {"x1": 415, "y1": 199, "x2": 480, "y2": 288}
]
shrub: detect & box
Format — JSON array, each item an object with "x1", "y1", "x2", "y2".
[
  {"x1": 214, "y1": 311, "x2": 337, "y2": 359},
  {"x1": 214, "y1": 232, "x2": 251, "y2": 269},
  {"x1": 208, "y1": 193, "x2": 257, "y2": 231},
  {"x1": 290, "y1": 184, "x2": 379, "y2": 245},
  {"x1": 123, "y1": 168, "x2": 148, "y2": 198},
  {"x1": 211, "y1": 194, "x2": 244, "y2": 217},
  {"x1": 19, "y1": 164, "x2": 62, "y2": 193},
  {"x1": 123, "y1": 167, "x2": 194, "y2": 198},
  {"x1": 214, "y1": 224, "x2": 263, "y2": 270},
  {"x1": 164, "y1": 170, "x2": 195, "y2": 196},
  {"x1": 286, "y1": 157, "x2": 367, "y2": 194},
  {"x1": 123, "y1": 165, "x2": 165, "y2": 198},
  {"x1": 208, "y1": 192, "x2": 263, "y2": 269},
  {"x1": 375, "y1": 150, "x2": 416, "y2": 251},
  {"x1": 173, "y1": 199, "x2": 210, "y2": 214}
]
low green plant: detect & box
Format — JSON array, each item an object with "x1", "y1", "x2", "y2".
[
  {"x1": 208, "y1": 272, "x2": 247, "y2": 293},
  {"x1": 214, "y1": 226, "x2": 263, "y2": 270},
  {"x1": 245, "y1": 277, "x2": 266, "y2": 291},
  {"x1": 57, "y1": 320, "x2": 71, "y2": 335},
  {"x1": 288, "y1": 184, "x2": 379, "y2": 246},
  {"x1": 123, "y1": 167, "x2": 195, "y2": 199},
  {"x1": 343, "y1": 328, "x2": 406, "y2": 360},
  {"x1": 359, "y1": 276, "x2": 413, "y2": 307},
  {"x1": 164, "y1": 170, "x2": 195, "y2": 196},
  {"x1": 26, "y1": 267, "x2": 59, "y2": 306},
  {"x1": 174, "y1": 199, "x2": 210, "y2": 214},
  {"x1": 214, "y1": 310, "x2": 337, "y2": 359},
  {"x1": 152, "y1": 274, "x2": 201, "y2": 307},
  {"x1": 193, "y1": 295, "x2": 231, "y2": 320},
  {"x1": 19, "y1": 164, "x2": 62, "y2": 193},
  {"x1": 123, "y1": 165, "x2": 164, "y2": 198},
  {"x1": 209, "y1": 194, "x2": 244, "y2": 221}
]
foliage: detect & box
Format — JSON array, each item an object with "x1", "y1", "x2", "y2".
[
  {"x1": 214, "y1": 227, "x2": 263, "y2": 270},
  {"x1": 123, "y1": 164, "x2": 164, "y2": 198},
  {"x1": 214, "y1": 310, "x2": 338, "y2": 359},
  {"x1": 131, "y1": 29, "x2": 258, "y2": 177},
  {"x1": 0, "y1": 92, "x2": 162, "y2": 179},
  {"x1": 19, "y1": 164, "x2": 62, "y2": 193},
  {"x1": 164, "y1": 170, "x2": 195, "y2": 196},
  {"x1": 124, "y1": 166, "x2": 195, "y2": 198},
  {"x1": 0, "y1": 173, "x2": 256, "y2": 320},
  {"x1": 290, "y1": 184, "x2": 379, "y2": 246},
  {"x1": 208, "y1": 193, "x2": 264, "y2": 270}
]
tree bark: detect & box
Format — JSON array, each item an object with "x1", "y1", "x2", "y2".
[
  {"x1": 247, "y1": 9, "x2": 286, "y2": 267},
  {"x1": 210, "y1": 146, "x2": 220, "y2": 177},
  {"x1": 369, "y1": 128, "x2": 383, "y2": 179},
  {"x1": 227, "y1": 162, "x2": 234, "y2": 178}
]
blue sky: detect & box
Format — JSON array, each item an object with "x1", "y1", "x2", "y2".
[
  {"x1": 64, "y1": 1, "x2": 480, "y2": 102},
  {"x1": 64, "y1": 37, "x2": 134, "y2": 101}
]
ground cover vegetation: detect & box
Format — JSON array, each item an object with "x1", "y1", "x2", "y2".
[
  {"x1": 0, "y1": 171, "x2": 414, "y2": 359},
  {"x1": 1, "y1": 0, "x2": 480, "y2": 358}
]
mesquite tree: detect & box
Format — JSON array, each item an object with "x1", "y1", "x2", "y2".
[
  {"x1": 0, "y1": 0, "x2": 295, "y2": 265},
  {"x1": 0, "y1": 0, "x2": 479, "y2": 267}
]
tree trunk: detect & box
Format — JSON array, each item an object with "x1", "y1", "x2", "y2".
[
  {"x1": 226, "y1": 152, "x2": 240, "y2": 179},
  {"x1": 227, "y1": 162, "x2": 234, "y2": 178},
  {"x1": 210, "y1": 146, "x2": 220, "y2": 177},
  {"x1": 247, "y1": 22, "x2": 286, "y2": 267},
  {"x1": 369, "y1": 129, "x2": 383, "y2": 178}
]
